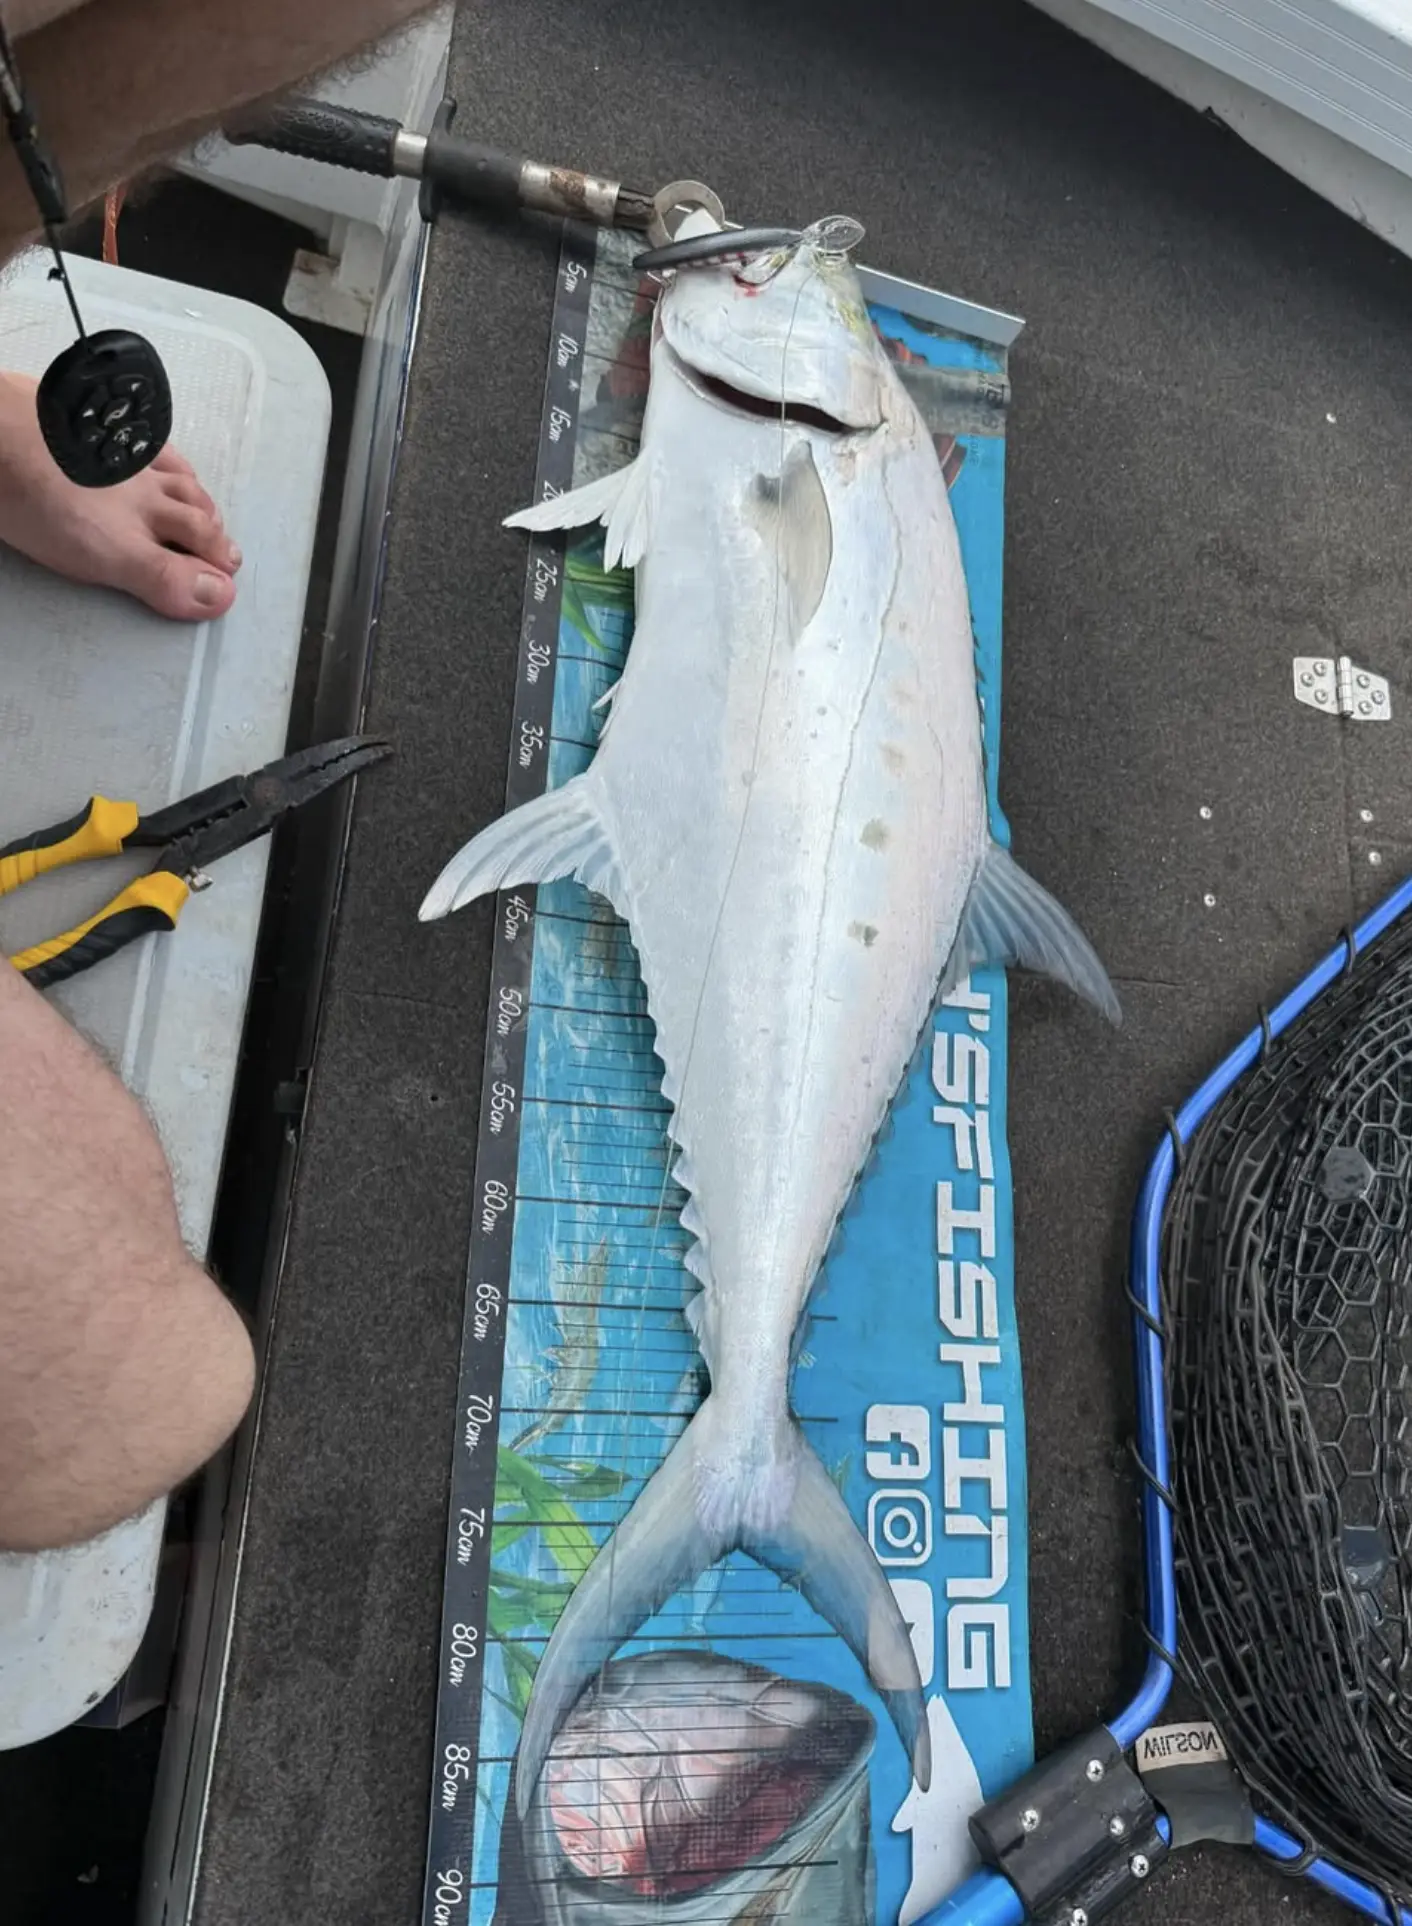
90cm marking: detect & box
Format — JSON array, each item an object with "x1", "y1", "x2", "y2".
[{"x1": 431, "y1": 1866, "x2": 465, "y2": 1924}]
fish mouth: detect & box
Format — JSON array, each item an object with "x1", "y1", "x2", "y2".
[{"x1": 667, "y1": 344, "x2": 856, "y2": 435}]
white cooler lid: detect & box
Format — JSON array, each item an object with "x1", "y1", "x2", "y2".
[{"x1": 0, "y1": 250, "x2": 330, "y2": 1749}]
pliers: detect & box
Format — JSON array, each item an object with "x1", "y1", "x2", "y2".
[{"x1": 0, "y1": 736, "x2": 390, "y2": 990}]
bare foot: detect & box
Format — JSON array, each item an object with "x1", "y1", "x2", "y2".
[{"x1": 0, "y1": 370, "x2": 241, "y2": 621}]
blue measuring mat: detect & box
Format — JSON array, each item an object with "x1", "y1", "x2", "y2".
[{"x1": 422, "y1": 227, "x2": 1031, "y2": 1926}]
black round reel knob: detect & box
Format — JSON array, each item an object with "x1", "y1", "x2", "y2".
[{"x1": 36, "y1": 328, "x2": 172, "y2": 488}]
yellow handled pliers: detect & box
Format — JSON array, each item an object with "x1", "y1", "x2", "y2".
[{"x1": 1, "y1": 735, "x2": 391, "y2": 990}]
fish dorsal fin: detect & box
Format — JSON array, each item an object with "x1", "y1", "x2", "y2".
[
  {"x1": 419, "y1": 775, "x2": 624, "y2": 921},
  {"x1": 748, "y1": 440, "x2": 833, "y2": 638},
  {"x1": 503, "y1": 454, "x2": 656, "y2": 571},
  {"x1": 946, "y1": 839, "x2": 1120, "y2": 1023}
]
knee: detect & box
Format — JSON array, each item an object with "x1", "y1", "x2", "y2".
[{"x1": 0, "y1": 1257, "x2": 255, "y2": 1554}]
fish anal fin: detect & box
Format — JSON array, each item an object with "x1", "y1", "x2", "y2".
[
  {"x1": 946, "y1": 839, "x2": 1120, "y2": 1024},
  {"x1": 419, "y1": 776, "x2": 623, "y2": 921}
]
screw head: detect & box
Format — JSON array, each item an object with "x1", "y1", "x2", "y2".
[
  {"x1": 1085, "y1": 1759, "x2": 1105, "y2": 1783},
  {"x1": 1358, "y1": 672, "x2": 1370, "y2": 689},
  {"x1": 1109, "y1": 1815, "x2": 1127, "y2": 1838},
  {"x1": 1199, "y1": 804, "x2": 1212, "y2": 820},
  {"x1": 1361, "y1": 808, "x2": 1375, "y2": 823},
  {"x1": 1315, "y1": 688, "x2": 1329, "y2": 703},
  {"x1": 1374, "y1": 689, "x2": 1386, "y2": 704},
  {"x1": 1072, "y1": 1911, "x2": 1090, "y2": 1926},
  {"x1": 1204, "y1": 892, "x2": 1217, "y2": 908},
  {"x1": 1360, "y1": 701, "x2": 1372, "y2": 714},
  {"x1": 1021, "y1": 1807, "x2": 1040, "y2": 1834},
  {"x1": 1130, "y1": 1854, "x2": 1151, "y2": 1880},
  {"x1": 1300, "y1": 671, "x2": 1314, "y2": 687},
  {"x1": 1370, "y1": 851, "x2": 1383, "y2": 867}
]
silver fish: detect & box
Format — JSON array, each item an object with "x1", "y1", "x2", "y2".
[{"x1": 422, "y1": 215, "x2": 1119, "y2": 1810}]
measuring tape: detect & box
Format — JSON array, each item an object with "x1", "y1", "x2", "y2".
[{"x1": 422, "y1": 223, "x2": 1034, "y2": 1926}]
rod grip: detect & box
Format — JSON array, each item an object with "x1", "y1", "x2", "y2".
[
  {"x1": 422, "y1": 128, "x2": 524, "y2": 213},
  {"x1": 226, "y1": 97, "x2": 400, "y2": 176}
]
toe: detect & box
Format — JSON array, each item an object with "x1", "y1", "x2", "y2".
[
  {"x1": 152, "y1": 498, "x2": 239, "y2": 573},
  {"x1": 117, "y1": 545, "x2": 238, "y2": 622},
  {"x1": 152, "y1": 443, "x2": 195, "y2": 480},
  {"x1": 158, "y1": 468, "x2": 220, "y2": 520}
]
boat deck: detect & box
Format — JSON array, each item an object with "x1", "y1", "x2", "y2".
[{"x1": 24, "y1": 0, "x2": 1412, "y2": 1918}]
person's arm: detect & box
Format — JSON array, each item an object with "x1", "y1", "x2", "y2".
[
  {"x1": 0, "y1": 959, "x2": 253, "y2": 1550},
  {"x1": 0, "y1": 0, "x2": 436, "y2": 261}
]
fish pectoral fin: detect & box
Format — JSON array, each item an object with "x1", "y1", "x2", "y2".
[
  {"x1": 504, "y1": 454, "x2": 656, "y2": 570},
  {"x1": 748, "y1": 440, "x2": 833, "y2": 638},
  {"x1": 946, "y1": 839, "x2": 1121, "y2": 1024},
  {"x1": 419, "y1": 775, "x2": 624, "y2": 921}
]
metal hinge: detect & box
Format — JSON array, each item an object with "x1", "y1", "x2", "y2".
[{"x1": 1294, "y1": 656, "x2": 1391, "y2": 720}]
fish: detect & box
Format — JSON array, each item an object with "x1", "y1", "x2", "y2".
[{"x1": 421, "y1": 213, "x2": 1119, "y2": 1813}]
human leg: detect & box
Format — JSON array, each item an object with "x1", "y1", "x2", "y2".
[
  {"x1": 0, "y1": 0, "x2": 438, "y2": 263},
  {"x1": 0, "y1": 958, "x2": 254, "y2": 1551}
]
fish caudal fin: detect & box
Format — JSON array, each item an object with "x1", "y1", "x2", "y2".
[
  {"x1": 513, "y1": 1396, "x2": 931, "y2": 1817},
  {"x1": 504, "y1": 453, "x2": 656, "y2": 569},
  {"x1": 753, "y1": 1430, "x2": 933, "y2": 1794},
  {"x1": 418, "y1": 775, "x2": 623, "y2": 922},
  {"x1": 949, "y1": 839, "x2": 1121, "y2": 1024}
]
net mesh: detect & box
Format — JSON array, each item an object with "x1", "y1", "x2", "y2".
[{"x1": 1161, "y1": 909, "x2": 1412, "y2": 1904}]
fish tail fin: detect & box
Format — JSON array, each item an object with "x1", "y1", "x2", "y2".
[
  {"x1": 513, "y1": 1397, "x2": 931, "y2": 1817},
  {"x1": 748, "y1": 1425, "x2": 933, "y2": 1794},
  {"x1": 418, "y1": 775, "x2": 623, "y2": 921},
  {"x1": 949, "y1": 838, "x2": 1121, "y2": 1024}
]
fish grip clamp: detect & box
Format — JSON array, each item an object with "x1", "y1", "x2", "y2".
[{"x1": 968, "y1": 1730, "x2": 1169, "y2": 1926}]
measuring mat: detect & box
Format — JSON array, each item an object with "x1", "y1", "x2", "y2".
[{"x1": 424, "y1": 227, "x2": 1029, "y2": 1926}]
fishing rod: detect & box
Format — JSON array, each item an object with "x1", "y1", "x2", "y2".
[{"x1": 223, "y1": 93, "x2": 704, "y2": 240}]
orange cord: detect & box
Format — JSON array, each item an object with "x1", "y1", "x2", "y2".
[{"x1": 102, "y1": 185, "x2": 126, "y2": 266}]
